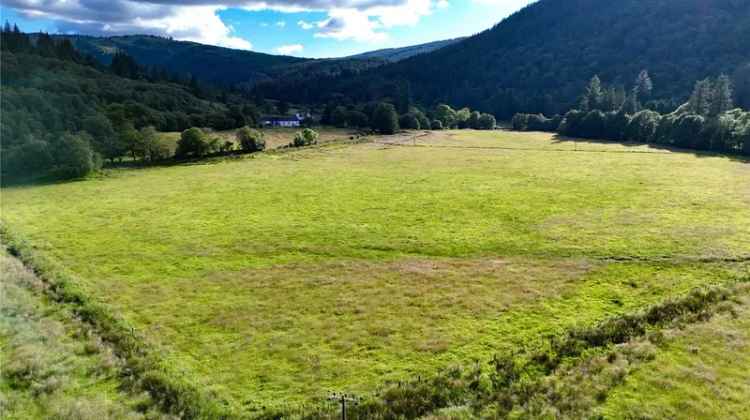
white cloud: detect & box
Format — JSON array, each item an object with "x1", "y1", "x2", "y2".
[
  {"x1": 297, "y1": 20, "x2": 314, "y2": 29},
  {"x1": 314, "y1": 9, "x2": 386, "y2": 42},
  {"x1": 4, "y1": 0, "x2": 466, "y2": 45},
  {"x1": 5, "y1": 0, "x2": 252, "y2": 49},
  {"x1": 436, "y1": 0, "x2": 449, "y2": 8},
  {"x1": 275, "y1": 43, "x2": 304, "y2": 54}
]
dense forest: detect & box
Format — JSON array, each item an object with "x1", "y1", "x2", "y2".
[
  {"x1": 58, "y1": 34, "x2": 306, "y2": 87},
  {"x1": 0, "y1": 26, "x2": 262, "y2": 179},
  {"x1": 252, "y1": 0, "x2": 750, "y2": 118}
]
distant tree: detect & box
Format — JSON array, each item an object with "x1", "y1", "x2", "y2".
[
  {"x1": 711, "y1": 75, "x2": 734, "y2": 116},
  {"x1": 119, "y1": 124, "x2": 145, "y2": 160},
  {"x1": 477, "y1": 113, "x2": 497, "y2": 130},
  {"x1": 633, "y1": 70, "x2": 653, "y2": 104},
  {"x1": 672, "y1": 114, "x2": 706, "y2": 148},
  {"x1": 580, "y1": 75, "x2": 604, "y2": 111},
  {"x1": 413, "y1": 109, "x2": 431, "y2": 130},
  {"x1": 139, "y1": 126, "x2": 168, "y2": 161},
  {"x1": 55, "y1": 132, "x2": 101, "y2": 178},
  {"x1": 579, "y1": 110, "x2": 607, "y2": 138},
  {"x1": 687, "y1": 79, "x2": 714, "y2": 116},
  {"x1": 624, "y1": 110, "x2": 660, "y2": 143},
  {"x1": 455, "y1": 108, "x2": 471, "y2": 128},
  {"x1": 346, "y1": 110, "x2": 369, "y2": 128},
  {"x1": 4, "y1": 138, "x2": 53, "y2": 176},
  {"x1": 236, "y1": 126, "x2": 266, "y2": 152},
  {"x1": 467, "y1": 111, "x2": 481, "y2": 129},
  {"x1": 733, "y1": 63, "x2": 750, "y2": 110},
  {"x1": 82, "y1": 114, "x2": 121, "y2": 162},
  {"x1": 399, "y1": 113, "x2": 420, "y2": 130},
  {"x1": 372, "y1": 103, "x2": 399, "y2": 134},
  {"x1": 331, "y1": 106, "x2": 349, "y2": 127},
  {"x1": 291, "y1": 128, "x2": 319, "y2": 147},
  {"x1": 431, "y1": 120, "x2": 444, "y2": 130},
  {"x1": 620, "y1": 93, "x2": 640, "y2": 115},
  {"x1": 175, "y1": 127, "x2": 209, "y2": 158},
  {"x1": 434, "y1": 104, "x2": 457, "y2": 128}
]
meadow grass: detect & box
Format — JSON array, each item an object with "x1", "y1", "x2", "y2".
[
  {"x1": 0, "y1": 250, "x2": 172, "y2": 419},
  {"x1": 1, "y1": 130, "x2": 748, "y2": 409},
  {"x1": 601, "y1": 290, "x2": 750, "y2": 419},
  {"x1": 158, "y1": 127, "x2": 354, "y2": 154}
]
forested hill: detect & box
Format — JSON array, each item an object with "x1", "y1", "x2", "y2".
[
  {"x1": 256, "y1": 0, "x2": 750, "y2": 118},
  {"x1": 56, "y1": 34, "x2": 308, "y2": 86},
  {"x1": 348, "y1": 37, "x2": 466, "y2": 62}
]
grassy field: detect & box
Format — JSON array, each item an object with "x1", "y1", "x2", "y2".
[
  {"x1": 158, "y1": 127, "x2": 355, "y2": 155},
  {"x1": 1, "y1": 130, "x2": 748, "y2": 412},
  {"x1": 0, "y1": 250, "x2": 172, "y2": 419}
]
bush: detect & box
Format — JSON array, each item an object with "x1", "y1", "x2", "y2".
[
  {"x1": 291, "y1": 128, "x2": 319, "y2": 147},
  {"x1": 477, "y1": 113, "x2": 497, "y2": 130},
  {"x1": 3, "y1": 138, "x2": 54, "y2": 177},
  {"x1": 672, "y1": 114, "x2": 706, "y2": 148},
  {"x1": 399, "y1": 113, "x2": 421, "y2": 130},
  {"x1": 236, "y1": 126, "x2": 266, "y2": 153},
  {"x1": 431, "y1": 120, "x2": 444, "y2": 130},
  {"x1": 54, "y1": 133, "x2": 101, "y2": 179},
  {"x1": 346, "y1": 110, "x2": 369, "y2": 128},
  {"x1": 511, "y1": 113, "x2": 529, "y2": 131},
  {"x1": 415, "y1": 112, "x2": 431, "y2": 130},
  {"x1": 624, "y1": 110, "x2": 660, "y2": 143},
  {"x1": 175, "y1": 127, "x2": 209, "y2": 158},
  {"x1": 558, "y1": 110, "x2": 586, "y2": 136},
  {"x1": 579, "y1": 110, "x2": 607, "y2": 139},
  {"x1": 372, "y1": 103, "x2": 399, "y2": 134}
]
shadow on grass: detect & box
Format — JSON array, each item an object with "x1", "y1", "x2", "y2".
[{"x1": 551, "y1": 134, "x2": 750, "y2": 164}]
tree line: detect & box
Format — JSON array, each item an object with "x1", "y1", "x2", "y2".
[
  {"x1": 0, "y1": 25, "x2": 262, "y2": 181},
  {"x1": 321, "y1": 102, "x2": 496, "y2": 134},
  {"x1": 511, "y1": 72, "x2": 750, "y2": 155}
]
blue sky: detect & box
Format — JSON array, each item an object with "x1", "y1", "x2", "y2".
[{"x1": 1, "y1": 0, "x2": 534, "y2": 58}]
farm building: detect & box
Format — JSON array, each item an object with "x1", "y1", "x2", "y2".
[{"x1": 263, "y1": 114, "x2": 307, "y2": 127}]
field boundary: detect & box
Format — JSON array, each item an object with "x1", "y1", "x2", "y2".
[{"x1": 0, "y1": 224, "x2": 240, "y2": 419}]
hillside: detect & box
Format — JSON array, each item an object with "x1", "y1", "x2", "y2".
[
  {"x1": 348, "y1": 37, "x2": 465, "y2": 62},
  {"x1": 255, "y1": 0, "x2": 750, "y2": 118},
  {"x1": 58, "y1": 34, "x2": 307, "y2": 86}
]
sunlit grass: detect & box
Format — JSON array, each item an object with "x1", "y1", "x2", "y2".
[{"x1": 1, "y1": 130, "x2": 748, "y2": 407}]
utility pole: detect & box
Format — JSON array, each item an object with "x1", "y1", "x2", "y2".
[{"x1": 328, "y1": 392, "x2": 358, "y2": 420}]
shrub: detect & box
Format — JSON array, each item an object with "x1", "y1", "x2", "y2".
[
  {"x1": 3, "y1": 138, "x2": 54, "y2": 177},
  {"x1": 415, "y1": 111, "x2": 431, "y2": 130},
  {"x1": 558, "y1": 110, "x2": 586, "y2": 136},
  {"x1": 624, "y1": 110, "x2": 660, "y2": 143},
  {"x1": 579, "y1": 110, "x2": 607, "y2": 138},
  {"x1": 399, "y1": 113, "x2": 421, "y2": 130},
  {"x1": 477, "y1": 113, "x2": 497, "y2": 130},
  {"x1": 236, "y1": 126, "x2": 266, "y2": 152},
  {"x1": 54, "y1": 132, "x2": 101, "y2": 179},
  {"x1": 511, "y1": 114, "x2": 528, "y2": 131},
  {"x1": 672, "y1": 114, "x2": 706, "y2": 148},
  {"x1": 291, "y1": 128, "x2": 319, "y2": 147},
  {"x1": 372, "y1": 103, "x2": 400, "y2": 134},
  {"x1": 431, "y1": 120, "x2": 444, "y2": 130},
  {"x1": 346, "y1": 110, "x2": 369, "y2": 128},
  {"x1": 175, "y1": 127, "x2": 209, "y2": 158}
]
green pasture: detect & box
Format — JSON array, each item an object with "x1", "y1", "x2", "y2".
[{"x1": 2, "y1": 130, "x2": 748, "y2": 408}]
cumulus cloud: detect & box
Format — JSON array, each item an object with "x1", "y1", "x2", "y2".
[
  {"x1": 2, "y1": 0, "x2": 449, "y2": 45},
  {"x1": 3, "y1": 0, "x2": 252, "y2": 49},
  {"x1": 275, "y1": 43, "x2": 303, "y2": 54}
]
